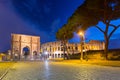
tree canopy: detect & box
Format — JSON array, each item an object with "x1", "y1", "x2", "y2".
[
  {"x1": 68, "y1": 0, "x2": 120, "y2": 30},
  {"x1": 66, "y1": 0, "x2": 120, "y2": 59},
  {"x1": 56, "y1": 24, "x2": 73, "y2": 59},
  {"x1": 56, "y1": 24, "x2": 73, "y2": 41}
]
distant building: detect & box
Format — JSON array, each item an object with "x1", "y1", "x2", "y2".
[
  {"x1": 0, "y1": 53, "x2": 6, "y2": 61},
  {"x1": 85, "y1": 40, "x2": 105, "y2": 50},
  {"x1": 11, "y1": 34, "x2": 40, "y2": 60},
  {"x1": 0, "y1": 51, "x2": 11, "y2": 61},
  {"x1": 41, "y1": 40, "x2": 104, "y2": 59}
]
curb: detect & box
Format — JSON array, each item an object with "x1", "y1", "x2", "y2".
[{"x1": 0, "y1": 68, "x2": 10, "y2": 80}]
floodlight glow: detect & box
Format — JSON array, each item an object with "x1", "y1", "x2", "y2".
[
  {"x1": 45, "y1": 51, "x2": 48, "y2": 55},
  {"x1": 55, "y1": 51, "x2": 58, "y2": 54},
  {"x1": 78, "y1": 32, "x2": 84, "y2": 36}
]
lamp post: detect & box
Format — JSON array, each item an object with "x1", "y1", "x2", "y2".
[{"x1": 79, "y1": 32, "x2": 84, "y2": 61}]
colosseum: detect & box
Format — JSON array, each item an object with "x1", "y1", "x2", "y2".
[{"x1": 41, "y1": 40, "x2": 105, "y2": 59}]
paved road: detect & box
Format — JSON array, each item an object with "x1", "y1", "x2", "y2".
[{"x1": 3, "y1": 61, "x2": 120, "y2": 80}]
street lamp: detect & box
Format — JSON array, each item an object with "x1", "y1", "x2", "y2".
[{"x1": 78, "y1": 32, "x2": 84, "y2": 61}]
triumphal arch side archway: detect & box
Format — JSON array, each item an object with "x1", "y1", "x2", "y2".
[{"x1": 11, "y1": 34, "x2": 40, "y2": 60}]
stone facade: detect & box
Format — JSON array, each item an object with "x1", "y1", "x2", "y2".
[
  {"x1": 11, "y1": 34, "x2": 40, "y2": 60},
  {"x1": 41, "y1": 40, "x2": 104, "y2": 59}
]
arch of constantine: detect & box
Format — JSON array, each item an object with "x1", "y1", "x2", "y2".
[{"x1": 11, "y1": 34, "x2": 40, "y2": 60}]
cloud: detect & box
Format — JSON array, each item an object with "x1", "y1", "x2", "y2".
[
  {"x1": 50, "y1": 18, "x2": 61, "y2": 33},
  {"x1": 48, "y1": 18, "x2": 61, "y2": 40},
  {"x1": 0, "y1": 0, "x2": 41, "y2": 52},
  {"x1": 0, "y1": 0, "x2": 10, "y2": 3}
]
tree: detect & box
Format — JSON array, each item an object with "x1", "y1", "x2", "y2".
[
  {"x1": 56, "y1": 24, "x2": 73, "y2": 59},
  {"x1": 67, "y1": 0, "x2": 120, "y2": 59}
]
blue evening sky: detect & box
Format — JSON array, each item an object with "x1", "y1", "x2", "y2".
[{"x1": 0, "y1": 0, "x2": 120, "y2": 52}]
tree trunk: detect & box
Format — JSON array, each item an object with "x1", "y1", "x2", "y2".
[
  {"x1": 104, "y1": 35, "x2": 109, "y2": 60},
  {"x1": 63, "y1": 48, "x2": 65, "y2": 60},
  {"x1": 66, "y1": 45, "x2": 70, "y2": 60},
  {"x1": 63, "y1": 41, "x2": 65, "y2": 60}
]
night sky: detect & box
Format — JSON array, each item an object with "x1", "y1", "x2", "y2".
[{"x1": 0, "y1": 0, "x2": 120, "y2": 52}]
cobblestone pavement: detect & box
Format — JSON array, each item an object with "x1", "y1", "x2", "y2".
[{"x1": 3, "y1": 61, "x2": 120, "y2": 80}]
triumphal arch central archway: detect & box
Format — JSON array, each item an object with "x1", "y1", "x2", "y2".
[{"x1": 11, "y1": 34, "x2": 40, "y2": 60}]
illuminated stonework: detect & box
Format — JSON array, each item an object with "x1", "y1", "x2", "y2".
[
  {"x1": 41, "y1": 40, "x2": 104, "y2": 59},
  {"x1": 11, "y1": 34, "x2": 40, "y2": 60}
]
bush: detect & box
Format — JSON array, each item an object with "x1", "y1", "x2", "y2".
[
  {"x1": 69, "y1": 49, "x2": 120, "y2": 60},
  {"x1": 69, "y1": 53, "x2": 80, "y2": 59}
]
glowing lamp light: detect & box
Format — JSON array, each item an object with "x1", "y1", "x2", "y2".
[
  {"x1": 83, "y1": 49, "x2": 86, "y2": 52},
  {"x1": 45, "y1": 51, "x2": 48, "y2": 55},
  {"x1": 78, "y1": 32, "x2": 84, "y2": 36}
]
